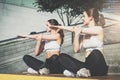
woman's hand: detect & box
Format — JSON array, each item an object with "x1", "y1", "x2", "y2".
[
  {"x1": 49, "y1": 24, "x2": 58, "y2": 29},
  {"x1": 74, "y1": 27, "x2": 82, "y2": 36},
  {"x1": 17, "y1": 35, "x2": 27, "y2": 38},
  {"x1": 17, "y1": 34, "x2": 43, "y2": 40}
]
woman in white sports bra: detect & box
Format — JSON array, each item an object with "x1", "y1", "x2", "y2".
[
  {"x1": 50, "y1": 8, "x2": 108, "y2": 77},
  {"x1": 18, "y1": 19, "x2": 64, "y2": 74}
]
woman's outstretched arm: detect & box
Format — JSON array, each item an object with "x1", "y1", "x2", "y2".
[
  {"x1": 73, "y1": 28, "x2": 82, "y2": 53},
  {"x1": 81, "y1": 27, "x2": 103, "y2": 35},
  {"x1": 17, "y1": 34, "x2": 40, "y2": 40},
  {"x1": 50, "y1": 25, "x2": 78, "y2": 32},
  {"x1": 18, "y1": 34, "x2": 44, "y2": 56},
  {"x1": 34, "y1": 36, "x2": 43, "y2": 56},
  {"x1": 18, "y1": 33, "x2": 61, "y2": 55}
]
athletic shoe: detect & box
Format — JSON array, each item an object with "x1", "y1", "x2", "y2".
[
  {"x1": 76, "y1": 68, "x2": 91, "y2": 77},
  {"x1": 39, "y1": 67, "x2": 50, "y2": 75},
  {"x1": 63, "y1": 70, "x2": 75, "y2": 77},
  {"x1": 27, "y1": 68, "x2": 38, "y2": 74}
]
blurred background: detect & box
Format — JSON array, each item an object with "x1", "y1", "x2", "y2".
[{"x1": 0, "y1": 0, "x2": 120, "y2": 75}]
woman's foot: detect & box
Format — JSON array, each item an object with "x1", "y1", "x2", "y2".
[
  {"x1": 27, "y1": 68, "x2": 38, "y2": 74},
  {"x1": 76, "y1": 68, "x2": 91, "y2": 77},
  {"x1": 39, "y1": 68, "x2": 50, "y2": 75},
  {"x1": 63, "y1": 70, "x2": 75, "y2": 77}
]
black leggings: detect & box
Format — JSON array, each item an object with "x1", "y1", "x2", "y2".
[
  {"x1": 58, "y1": 50, "x2": 108, "y2": 76},
  {"x1": 23, "y1": 54, "x2": 64, "y2": 74}
]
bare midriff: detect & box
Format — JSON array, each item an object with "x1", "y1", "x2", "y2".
[
  {"x1": 85, "y1": 48, "x2": 103, "y2": 58},
  {"x1": 46, "y1": 51, "x2": 60, "y2": 59}
]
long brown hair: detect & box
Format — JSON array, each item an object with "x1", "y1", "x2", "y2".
[
  {"x1": 98, "y1": 14, "x2": 105, "y2": 27},
  {"x1": 85, "y1": 8, "x2": 99, "y2": 23},
  {"x1": 48, "y1": 19, "x2": 64, "y2": 45},
  {"x1": 85, "y1": 8, "x2": 105, "y2": 27}
]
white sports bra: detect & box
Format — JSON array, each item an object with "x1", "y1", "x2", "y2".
[
  {"x1": 44, "y1": 40, "x2": 60, "y2": 52},
  {"x1": 83, "y1": 35, "x2": 103, "y2": 51}
]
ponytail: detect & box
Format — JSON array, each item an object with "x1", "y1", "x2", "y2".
[
  {"x1": 58, "y1": 29, "x2": 64, "y2": 45},
  {"x1": 97, "y1": 14, "x2": 105, "y2": 27}
]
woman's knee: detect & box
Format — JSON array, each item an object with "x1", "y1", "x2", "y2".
[
  {"x1": 49, "y1": 54, "x2": 59, "y2": 61},
  {"x1": 91, "y1": 49, "x2": 101, "y2": 54},
  {"x1": 23, "y1": 55, "x2": 32, "y2": 62},
  {"x1": 90, "y1": 49, "x2": 104, "y2": 57}
]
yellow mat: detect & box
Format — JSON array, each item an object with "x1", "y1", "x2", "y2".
[{"x1": 0, "y1": 74, "x2": 97, "y2": 80}]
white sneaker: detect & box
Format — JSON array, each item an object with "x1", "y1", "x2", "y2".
[
  {"x1": 76, "y1": 68, "x2": 91, "y2": 77},
  {"x1": 27, "y1": 68, "x2": 38, "y2": 74},
  {"x1": 63, "y1": 70, "x2": 75, "y2": 77},
  {"x1": 39, "y1": 67, "x2": 50, "y2": 75}
]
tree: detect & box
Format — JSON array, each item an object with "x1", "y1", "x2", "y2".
[{"x1": 34, "y1": 0, "x2": 105, "y2": 26}]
